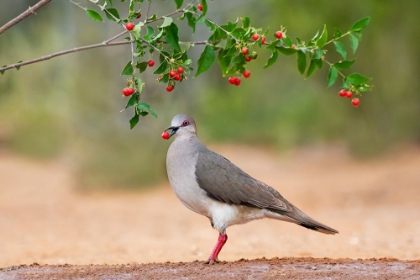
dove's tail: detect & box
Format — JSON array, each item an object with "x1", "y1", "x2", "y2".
[
  {"x1": 290, "y1": 207, "x2": 339, "y2": 235},
  {"x1": 298, "y1": 218, "x2": 339, "y2": 235}
]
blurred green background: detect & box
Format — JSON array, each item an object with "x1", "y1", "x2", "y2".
[{"x1": 1, "y1": 0, "x2": 419, "y2": 190}]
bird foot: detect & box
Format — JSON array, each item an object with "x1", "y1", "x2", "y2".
[{"x1": 206, "y1": 258, "x2": 221, "y2": 265}]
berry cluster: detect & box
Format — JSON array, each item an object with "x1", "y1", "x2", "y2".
[
  {"x1": 227, "y1": 70, "x2": 251, "y2": 86},
  {"x1": 166, "y1": 67, "x2": 185, "y2": 92},
  {"x1": 339, "y1": 89, "x2": 360, "y2": 107},
  {"x1": 121, "y1": 59, "x2": 154, "y2": 97}
]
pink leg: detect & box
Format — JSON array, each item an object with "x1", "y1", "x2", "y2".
[{"x1": 207, "y1": 233, "x2": 228, "y2": 264}]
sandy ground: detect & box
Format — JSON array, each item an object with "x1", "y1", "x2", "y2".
[{"x1": 0, "y1": 144, "x2": 420, "y2": 278}]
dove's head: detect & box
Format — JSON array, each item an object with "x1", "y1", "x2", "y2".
[{"x1": 164, "y1": 114, "x2": 197, "y2": 139}]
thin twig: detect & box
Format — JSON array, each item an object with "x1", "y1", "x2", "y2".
[
  {"x1": 0, "y1": 0, "x2": 52, "y2": 35},
  {"x1": 68, "y1": 0, "x2": 86, "y2": 10},
  {"x1": 129, "y1": 33, "x2": 136, "y2": 71},
  {"x1": 104, "y1": 30, "x2": 128, "y2": 44},
  {"x1": 146, "y1": 0, "x2": 152, "y2": 19},
  {"x1": 0, "y1": 41, "x2": 130, "y2": 72}
]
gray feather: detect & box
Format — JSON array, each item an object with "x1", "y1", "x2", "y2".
[{"x1": 195, "y1": 146, "x2": 292, "y2": 213}]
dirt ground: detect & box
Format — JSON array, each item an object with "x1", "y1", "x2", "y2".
[{"x1": 0, "y1": 144, "x2": 420, "y2": 279}]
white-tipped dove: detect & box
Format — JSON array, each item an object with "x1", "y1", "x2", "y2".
[{"x1": 164, "y1": 114, "x2": 338, "y2": 264}]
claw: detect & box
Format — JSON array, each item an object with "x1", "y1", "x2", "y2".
[{"x1": 206, "y1": 233, "x2": 228, "y2": 264}]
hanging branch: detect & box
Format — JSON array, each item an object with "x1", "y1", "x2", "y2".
[{"x1": 0, "y1": 0, "x2": 52, "y2": 35}]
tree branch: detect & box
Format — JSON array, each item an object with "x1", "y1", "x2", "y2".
[
  {"x1": 0, "y1": 0, "x2": 52, "y2": 35},
  {"x1": 0, "y1": 41, "x2": 130, "y2": 73}
]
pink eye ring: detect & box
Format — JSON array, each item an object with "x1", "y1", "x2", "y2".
[{"x1": 182, "y1": 121, "x2": 189, "y2": 126}]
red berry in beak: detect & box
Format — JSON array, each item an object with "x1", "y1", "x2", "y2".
[{"x1": 162, "y1": 131, "x2": 170, "y2": 139}]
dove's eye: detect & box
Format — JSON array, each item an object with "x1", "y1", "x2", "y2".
[{"x1": 182, "y1": 121, "x2": 189, "y2": 126}]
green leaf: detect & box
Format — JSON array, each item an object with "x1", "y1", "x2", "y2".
[
  {"x1": 129, "y1": 113, "x2": 139, "y2": 129},
  {"x1": 346, "y1": 73, "x2": 372, "y2": 85},
  {"x1": 179, "y1": 41, "x2": 191, "y2": 52},
  {"x1": 185, "y1": 12, "x2": 196, "y2": 33},
  {"x1": 104, "y1": 8, "x2": 119, "y2": 21},
  {"x1": 314, "y1": 59, "x2": 323, "y2": 69},
  {"x1": 138, "y1": 103, "x2": 157, "y2": 118},
  {"x1": 204, "y1": 19, "x2": 217, "y2": 32},
  {"x1": 144, "y1": 26, "x2": 154, "y2": 42},
  {"x1": 174, "y1": 0, "x2": 183, "y2": 9},
  {"x1": 218, "y1": 49, "x2": 229, "y2": 76},
  {"x1": 86, "y1": 9, "x2": 104, "y2": 22},
  {"x1": 277, "y1": 46, "x2": 297, "y2": 56},
  {"x1": 198, "y1": 0, "x2": 208, "y2": 19},
  {"x1": 134, "y1": 77, "x2": 144, "y2": 93},
  {"x1": 306, "y1": 59, "x2": 319, "y2": 78},
  {"x1": 350, "y1": 33, "x2": 359, "y2": 54},
  {"x1": 333, "y1": 41, "x2": 347, "y2": 60},
  {"x1": 263, "y1": 51, "x2": 278, "y2": 69},
  {"x1": 231, "y1": 27, "x2": 246, "y2": 39},
  {"x1": 121, "y1": 61, "x2": 134, "y2": 75},
  {"x1": 160, "y1": 16, "x2": 173, "y2": 28},
  {"x1": 195, "y1": 45, "x2": 215, "y2": 77},
  {"x1": 333, "y1": 59, "x2": 356, "y2": 70},
  {"x1": 312, "y1": 49, "x2": 323, "y2": 60},
  {"x1": 311, "y1": 30, "x2": 320, "y2": 41},
  {"x1": 165, "y1": 23, "x2": 181, "y2": 52},
  {"x1": 125, "y1": 94, "x2": 138, "y2": 109},
  {"x1": 350, "y1": 17, "x2": 371, "y2": 32},
  {"x1": 333, "y1": 28, "x2": 342, "y2": 39},
  {"x1": 327, "y1": 67, "x2": 338, "y2": 88},
  {"x1": 297, "y1": 51, "x2": 307, "y2": 75},
  {"x1": 153, "y1": 60, "x2": 168, "y2": 75},
  {"x1": 316, "y1": 25, "x2": 328, "y2": 48},
  {"x1": 128, "y1": 0, "x2": 135, "y2": 13},
  {"x1": 137, "y1": 102, "x2": 149, "y2": 110},
  {"x1": 241, "y1": 16, "x2": 250, "y2": 28},
  {"x1": 220, "y1": 20, "x2": 237, "y2": 32},
  {"x1": 131, "y1": 22, "x2": 142, "y2": 39},
  {"x1": 357, "y1": 84, "x2": 374, "y2": 92},
  {"x1": 283, "y1": 37, "x2": 293, "y2": 47}
]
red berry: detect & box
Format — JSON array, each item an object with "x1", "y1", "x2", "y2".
[
  {"x1": 177, "y1": 67, "x2": 184, "y2": 73},
  {"x1": 161, "y1": 131, "x2": 170, "y2": 140},
  {"x1": 174, "y1": 74, "x2": 181, "y2": 81},
  {"x1": 122, "y1": 87, "x2": 134, "y2": 96},
  {"x1": 351, "y1": 98, "x2": 360, "y2": 107},
  {"x1": 234, "y1": 77, "x2": 241, "y2": 86},
  {"x1": 228, "y1": 77, "x2": 236, "y2": 85},
  {"x1": 241, "y1": 47, "x2": 249, "y2": 55},
  {"x1": 346, "y1": 91, "x2": 352, "y2": 98},
  {"x1": 275, "y1": 31, "x2": 283, "y2": 39},
  {"x1": 148, "y1": 60, "x2": 155, "y2": 67},
  {"x1": 166, "y1": 85, "x2": 174, "y2": 92},
  {"x1": 252, "y1": 34, "x2": 260, "y2": 41},
  {"x1": 339, "y1": 89, "x2": 347, "y2": 97},
  {"x1": 136, "y1": 13, "x2": 141, "y2": 19},
  {"x1": 197, "y1": 3, "x2": 203, "y2": 11},
  {"x1": 261, "y1": 36, "x2": 266, "y2": 44},
  {"x1": 243, "y1": 70, "x2": 251, "y2": 79},
  {"x1": 245, "y1": 56, "x2": 251, "y2": 62},
  {"x1": 169, "y1": 70, "x2": 177, "y2": 78},
  {"x1": 125, "y1": 22, "x2": 135, "y2": 31}
]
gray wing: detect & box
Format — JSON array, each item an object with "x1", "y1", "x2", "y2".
[{"x1": 195, "y1": 147, "x2": 292, "y2": 213}]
